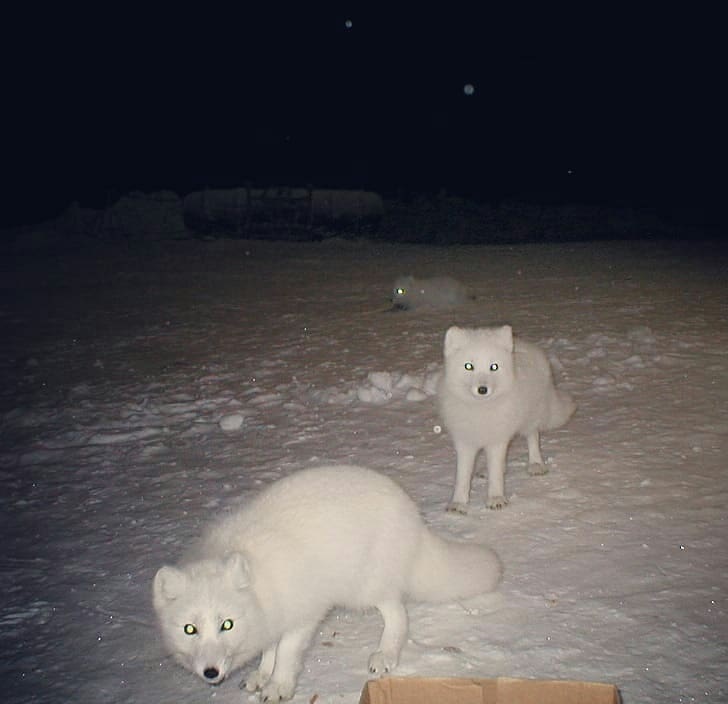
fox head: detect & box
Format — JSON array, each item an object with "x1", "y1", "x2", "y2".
[
  {"x1": 442, "y1": 325, "x2": 516, "y2": 401},
  {"x1": 153, "y1": 552, "x2": 262, "y2": 685},
  {"x1": 391, "y1": 275, "x2": 416, "y2": 308}
]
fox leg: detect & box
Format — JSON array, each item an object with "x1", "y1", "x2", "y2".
[
  {"x1": 260, "y1": 622, "x2": 318, "y2": 703},
  {"x1": 485, "y1": 442, "x2": 509, "y2": 509},
  {"x1": 369, "y1": 600, "x2": 408, "y2": 675},
  {"x1": 447, "y1": 442, "x2": 479, "y2": 513},
  {"x1": 526, "y1": 431, "x2": 547, "y2": 475},
  {"x1": 244, "y1": 645, "x2": 276, "y2": 692}
]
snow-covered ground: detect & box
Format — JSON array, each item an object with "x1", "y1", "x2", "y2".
[{"x1": 1, "y1": 236, "x2": 726, "y2": 703}]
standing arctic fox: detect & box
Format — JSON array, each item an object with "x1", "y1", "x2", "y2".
[
  {"x1": 392, "y1": 275, "x2": 471, "y2": 310},
  {"x1": 153, "y1": 465, "x2": 501, "y2": 703},
  {"x1": 437, "y1": 325, "x2": 576, "y2": 512}
]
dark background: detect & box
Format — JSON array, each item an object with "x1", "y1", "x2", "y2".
[{"x1": 1, "y1": 4, "x2": 724, "y2": 229}]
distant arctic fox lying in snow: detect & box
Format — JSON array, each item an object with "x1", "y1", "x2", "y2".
[
  {"x1": 153, "y1": 465, "x2": 501, "y2": 703},
  {"x1": 437, "y1": 325, "x2": 576, "y2": 511},
  {"x1": 392, "y1": 275, "x2": 471, "y2": 310}
]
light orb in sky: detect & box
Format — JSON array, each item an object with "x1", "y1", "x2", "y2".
[
  {"x1": 463, "y1": 83, "x2": 475, "y2": 96},
  {"x1": 345, "y1": 19, "x2": 353, "y2": 29}
]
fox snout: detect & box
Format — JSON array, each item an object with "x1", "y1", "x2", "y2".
[
  {"x1": 202, "y1": 667, "x2": 220, "y2": 682},
  {"x1": 193, "y1": 652, "x2": 228, "y2": 685},
  {"x1": 468, "y1": 382, "x2": 490, "y2": 397},
  {"x1": 200, "y1": 665, "x2": 225, "y2": 685}
]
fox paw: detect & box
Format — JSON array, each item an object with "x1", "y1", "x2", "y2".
[
  {"x1": 260, "y1": 679, "x2": 296, "y2": 703},
  {"x1": 446, "y1": 501, "x2": 468, "y2": 514},
  {"x1": 486, "y1": 495, "x2": 508, "y2": 510},
  {"x1": 243, "y1": 669, "x2": 269, "y2": 693},
  {"x1": 368, "y1": 650, "x2": 397, "y2": 675},
  {"x1": 528, "y1": 462, "x2": 548, "y2": 476}
]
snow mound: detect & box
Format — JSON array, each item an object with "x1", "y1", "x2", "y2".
[{"x1": 356, "y1": 367, "x2": 440, "y2": 405}]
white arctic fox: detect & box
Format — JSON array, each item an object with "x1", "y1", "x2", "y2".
[
  {"x1": 437, "y1": 325, "x2": 576, "y2": 512},
  {"x1": 153, "y1": 465, "x2": 501, "y2": 703},
  {"x1": 392, "y1": 275, "x2": 471, "y2": 310}
]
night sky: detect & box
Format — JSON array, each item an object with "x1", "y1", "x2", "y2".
[{"x1": 2, "y1": 5, "x2": 724, "y2": 228}]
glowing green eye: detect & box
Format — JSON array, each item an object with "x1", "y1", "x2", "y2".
[
  {"x1": 396, "y1": 287, "x2": 406, "y2": 296},
  {"x1": 490, "y1": 363, "x2": 499, "y2": 371},
  {"x1": 220, "y1": 619, "x2": 234, "y2": 632},
  {"x1": 183, "y1": 623, "x2": 197, "y2": 636},
  {"x1": 464, "y1": 362, "x2": 474, "y2": 371}
]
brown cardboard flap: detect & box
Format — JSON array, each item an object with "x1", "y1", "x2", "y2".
[{"x1": 359, "y1": 677, "x2": 621, "y2": 704}]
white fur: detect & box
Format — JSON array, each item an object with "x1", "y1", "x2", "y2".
[
  {"x1": 437, "y1": 325, "x2": 576, "y2": 511},
  {"x1": 392, "y1": 275, "x2": 470, "y2": 310},
  {"x1": 153, "y1": 465, "x2": 501, "y2": 702}
]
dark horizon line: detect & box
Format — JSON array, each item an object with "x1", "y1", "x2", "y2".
[{"x1": 3, "y1": 178, "x2": 724, "y2": 231}]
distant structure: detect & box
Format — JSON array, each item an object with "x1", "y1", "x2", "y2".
[{"x1": 183, "y1": 186, "x2": 384, "y2": 237}]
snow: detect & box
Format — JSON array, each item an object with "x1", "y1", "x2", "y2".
[{"x1": 1, "y1": 236, "x2": 726, "y2": 703}]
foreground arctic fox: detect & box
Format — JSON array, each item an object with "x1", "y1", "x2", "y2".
[
  {"x1": 437, "y1": 325, "x2": 576, "y2": 511},
  {"x1": 392, "y1": 275, "x2": 470, "y2": 310},
  {"x1": 153, "y1": 465, "x2": 501, "y2": 702}
]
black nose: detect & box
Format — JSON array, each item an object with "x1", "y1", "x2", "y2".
[
  {"x1": 204, "y1": 667, "x2": 220, "y2": 680},
  {"x1": 477, "y1": 386, "x2": 488, "y2": 395}
]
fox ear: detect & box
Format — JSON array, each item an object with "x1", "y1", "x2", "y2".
[
  {"x1": 154, "y1": 566, "x2": 187, "y2": 605},
  {"x1": 443, "y1": 326, "x2": 468, "y2": 356},
  {"x1": 494, "y1": 325, "x2": 514, "y2": 351},
  {"x1": 224, "y1": 552, "x2": 252, "y2": 590}
]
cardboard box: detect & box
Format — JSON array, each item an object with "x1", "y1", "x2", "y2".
[{"x1": 359, "y1": 676, "x2": 621, "y2": 704}]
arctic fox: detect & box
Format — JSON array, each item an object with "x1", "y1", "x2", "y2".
[
  {"x1": 437, "y1": 325, "x2": 576, "y2": 512},
  {"x1": 392, "y1": 275, "x2": 470, "y2": 310},
  {"x1": 153, "y1": 465, "x2": 501, "y2": 702}
]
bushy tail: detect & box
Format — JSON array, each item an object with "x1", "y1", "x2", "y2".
[
  {"x1": 545, "y1": 389, "x2": 576, "y2": 430},
  {"x1": 407, "y1": 531, "x2": 502, "y2": 603}
]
